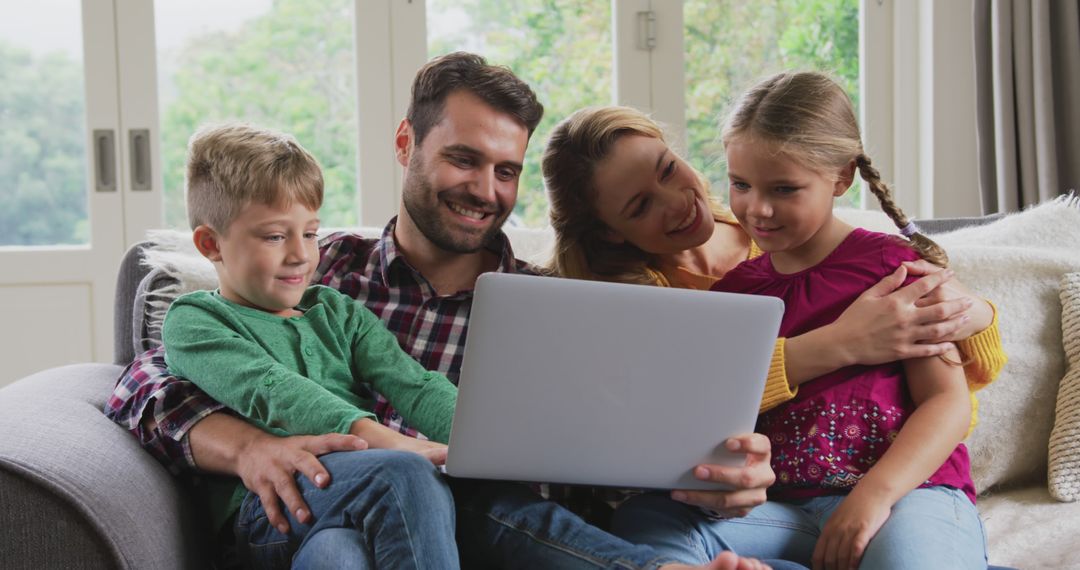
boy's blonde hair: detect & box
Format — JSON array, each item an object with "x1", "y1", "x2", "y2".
[
  {"x1": 721, "y1": 71, "x2": 949, "y2": 267},
  {"x1": 185, "y1": 123, "x2": 323, "y2": 232},
  {"x1": 543, "y1": 105, "x2": 726, "y2": 284}
]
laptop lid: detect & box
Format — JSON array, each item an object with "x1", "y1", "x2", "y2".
[{"x1": 446, "y1": 273, "x2": 784, "y2": 490}]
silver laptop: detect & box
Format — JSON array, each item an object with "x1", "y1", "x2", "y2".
[{"x1": 445, "y1": 272, "x2": 784, "y2": 490}]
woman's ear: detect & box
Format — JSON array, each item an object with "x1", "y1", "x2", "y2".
[
  {"x1": 600, "y1": 227, "x2": 626, "y2": 245},
  {"x1": 834, "y1": 160, "x2": 857, "y2": 197},
  {"x1": 192, "y1": 225, "x2": 223, "y2": 262}
]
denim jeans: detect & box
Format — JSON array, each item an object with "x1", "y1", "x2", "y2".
[
  {"x1": 448, "y1": 477, "x2": 674, "y2": 569},
  {"x1": 611, "y1": 486, "x2": 987, "y2": 569},
  {"x1": 233, "y1": 450, "x2": 459, "y2": 570}
]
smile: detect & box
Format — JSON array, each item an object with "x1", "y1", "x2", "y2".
[
  {"x1": 277, "y1": 275, "x2": 306, "y2": 285},
  {"x1": 446, "y1": 200, "x2": 492, "y2": 222},
  {"x1": 668, "y1": 200, "x2": 701, "y2": 234}
]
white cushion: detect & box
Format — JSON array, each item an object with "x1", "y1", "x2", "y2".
[{"x1": 1049, "y1": 272, "x2": 1080, "y2": 501}]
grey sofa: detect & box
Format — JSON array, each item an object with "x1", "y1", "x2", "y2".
[
  {"x1": 0, "y1": 211, "x2": 1067, "y2": 570},
  {"x1": 0, "y1": 241, "x2": 209, "y2": 569}
]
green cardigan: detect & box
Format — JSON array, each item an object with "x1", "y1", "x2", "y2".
[{"x1": 163, "y1": 285, "x2": 458, "y2": 529}]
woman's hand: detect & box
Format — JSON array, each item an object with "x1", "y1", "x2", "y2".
[
  {"x1": 831, "y1": 264, "x2": 970, "y2": 365},
  {"x1": 902, "y1": 260, "x2": 994, "y2": 341},
  {"x1": 670, "y1": 434, "x2": 774, "y2": 517},
  {"x1": 812, "y1": 489, "x2": 891, "y2": 570}
]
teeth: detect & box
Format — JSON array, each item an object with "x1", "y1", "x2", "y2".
[
  {"x1": 447, "y1": 201, "x2": 485, "y2": 220},
  {"x1": 673, "y1": 202, "x2": 697, "y2": 232}
]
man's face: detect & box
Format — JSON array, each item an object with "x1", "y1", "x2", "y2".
[{"x1": 398, "y1": 90, "x2": 529, "y2": 254}]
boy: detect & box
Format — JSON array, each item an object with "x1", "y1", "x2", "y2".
[{"x1": 162, "y1": 123, "x2": 460, "y2": 569}]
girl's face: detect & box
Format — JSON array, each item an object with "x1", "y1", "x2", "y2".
[
  {"x1": 725, "y1": 138, "x2": 852, "y2": 261},
  {"x1": 591, "y1": 134, "x2": 715, "y2": 255}
]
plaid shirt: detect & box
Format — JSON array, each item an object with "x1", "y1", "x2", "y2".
[{"x1": 104, "y1": 219, "x2": 537, "y2": 472}]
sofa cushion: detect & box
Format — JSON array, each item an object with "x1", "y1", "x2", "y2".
[
  {"x1": 928, "y1": 196, "x2": 1080, "y2": 492},
  {"x1": 1049, "y1": 272, "x2": 1080, "y2": 501}
]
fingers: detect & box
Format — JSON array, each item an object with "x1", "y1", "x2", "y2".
[
  {"x1": 899, "y1": 259, "x2": 938, "y2": 276},
  {"x1": 254, "y1": 484, "x2": 291, "y2": 534},
  {"x1": 893, "y1": 268, "x2": 954, "y2": 304},
  {"x1": 303, "y1": 432, "x2": 369, "y2": 456},
  {"x1": 862, "y1": 264, "x2": 907, "y2": 297},
  {"x1": 423, "y1": 447, "x2": 449, "y2": 465},
  {"x1": 272, "y1": 470, "x2": 312, "y2": 526},
  {"x1": 726, "y1": 433, "x2": 771, "y2": 461}
]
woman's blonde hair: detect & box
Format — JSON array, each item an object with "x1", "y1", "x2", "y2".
[
  {"x1": 185, "y1": 123, "x2": 323, "y2": 233},
  {"x1": 543, "y1": 106, "x2": 726, "y2": 284},
  {"x1": 721, "y1": 71, "x2": 949, "y2": 267}
]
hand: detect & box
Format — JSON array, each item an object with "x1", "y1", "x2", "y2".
[
  {"x1": 670, "y1": 434, "x2": 774, "y2": 517},
  {"x1": 831, "y1": 264, "x2": 968, "y2": 365},
  {"x1": 662, "y1": 550, "x2": 773, "y2": 570},
  {"x1": 392, "y1": 437, "x2": 449, "y2": 466},
  {"x1": 812, "y1": 491, "x2": 891, "y2": 570},
  {"x1": 236, "y1": 431, "x2": 368, "y2": 534},
  {"x1": 903, "y1": 260, "x2": 994, "y2": 341}
]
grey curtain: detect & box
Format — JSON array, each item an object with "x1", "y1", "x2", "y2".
[{"x1": 973, "y1": 0, "x2": 1080, "y2": 214}]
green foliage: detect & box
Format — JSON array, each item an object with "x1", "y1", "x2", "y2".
[
  {"x1": 428, "y1": 0, "x2": 613, "y2": 226},
  {"x1": 0, "y1": 41, "x2": 88, "y2": 246},
  {"x1": 684, "y1": 0, "x2": 860, "y2": 207},
  {"x1": 158, "y1": 0, "x2": 358, "y2": 228}
]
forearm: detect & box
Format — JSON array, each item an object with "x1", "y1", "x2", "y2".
[
  {"x1": 854, "y1": 386, "x2": 969, "y2": 506},
  {"x1": 782, "y1": 324, "x2": 856, "y2": 387},
  {"x1": 187, "y1": 412, "x2": 267, "y2": 476},
  {"x1": 349, "y1": 417, "x2": 417, "y2": 448}
]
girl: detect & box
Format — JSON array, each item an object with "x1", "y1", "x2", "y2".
[{"x1": 706, "y1": 71, "x2": 986, "y2": 569}]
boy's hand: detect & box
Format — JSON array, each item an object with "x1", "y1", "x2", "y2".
[
  {"x1": 812, "y1": 490, "x2": 891, "y2": 570},
  {"x1": 237, "y1": 430, "x2": 368, "y2": 534},
  {"x1": 392, "y1": 438, "x2": 449, "y2": 466},
  {"x1": 670, "y1": 433, "x2": 773, "y2": 517}
]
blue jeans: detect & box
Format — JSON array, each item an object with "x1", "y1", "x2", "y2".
[
  {"x1": 448, "y1": 477, "x2": 675, "y2": 569},
  {"x1": 233, "y1": 450, "x2": 459, "y2": 569},
  {"x1": 611, "y1": 486, "x2": 987, "y2": 569}
]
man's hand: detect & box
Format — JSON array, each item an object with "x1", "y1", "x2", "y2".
[
  {"x1": 670, "y1": 434, "x2": 774, "y2": 517},
  {"x1": 236, "y1": 431, "x2": 368, "y2": 534},
  {"x1": 812, "y1": 490, "x2": 891, "y2": 570}
]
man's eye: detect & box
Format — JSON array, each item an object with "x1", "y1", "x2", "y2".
[
  {"x1": 304, "y1": 231, "x2": 319, "y2": 240},
  {"x1": 496, "y1": 168, "x2": 519, "y2": 181},
  {"x1": 450, "y1": 155, "x2": 473, "y2": 167},
  {"x1": 265, "y1": 235, "x2": 285, "y2": 242}
]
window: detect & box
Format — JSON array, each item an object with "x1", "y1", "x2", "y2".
[
  {"x1": 154, "y1": 0, "x2": 360, "y2": 228},
  {"x1": 682, "y1": 0, "x2": 861, "y2": 207},
  {"x1": 427, "y1": 0, "x2": 613, "y2": 227}
]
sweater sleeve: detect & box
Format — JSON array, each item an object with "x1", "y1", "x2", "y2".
[
  {"x1": 759, "y1": 338, "x2": 798, "y2": 413},
  {"x1": 348, "y1": 304, "x2": 459, "y2": 443},
  {"x1": 162, "y1": 296, "x2": 371, "y2": 436},
  {"x1": 956, "y1": 301, "x2": 1007, "y2": 391}
]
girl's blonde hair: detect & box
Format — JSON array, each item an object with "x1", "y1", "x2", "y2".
[
  {"x1": 543, "y1": 106, "x2": 726, "y2": 284},
  {"x1": 722, "y1": 71, "x2": 949, "y2": 267}
]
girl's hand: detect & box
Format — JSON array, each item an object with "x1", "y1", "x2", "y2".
[
  {"x1": 902, "y1": 260, "x2": 994, "y2": 341},
  {"x1": 830, "y1": 264, "x2": 968, "y2": 365},
  {"x1": 812, "y1": 490, "x2": 891, "y2": 570}
]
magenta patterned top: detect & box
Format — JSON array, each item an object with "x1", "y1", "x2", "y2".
[{"x1": 712, "y1": 228, "x2": 976, "y2": 504}]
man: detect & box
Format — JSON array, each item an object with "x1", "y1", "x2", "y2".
[{"x1": 106, "y1": 52, "x2": 774, "y2": 570}]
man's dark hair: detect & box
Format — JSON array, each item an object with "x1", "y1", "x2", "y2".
[{"x1": 407, "y1": 52, "x2": 544, "y2": 146}]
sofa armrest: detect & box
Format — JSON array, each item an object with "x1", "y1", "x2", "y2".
[{"x1": 0, "y1": 364, "x2": 208, "y2": 570}]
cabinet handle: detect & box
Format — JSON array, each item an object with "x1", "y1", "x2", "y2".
[
  {"x1": 129, "y1": 129, "x2": 152, "y2": 191},
  {"x1": 93, "y1": 129, "x2": 116, "y2": 192}
]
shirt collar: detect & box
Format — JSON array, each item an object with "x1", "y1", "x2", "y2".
[{"x1": 375, "y1": 216, "x2": 521, "y2": 290}]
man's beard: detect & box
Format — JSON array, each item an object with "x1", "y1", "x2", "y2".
[{"x1": 402, "y1": 154, "x2": 509, "y2": 254}]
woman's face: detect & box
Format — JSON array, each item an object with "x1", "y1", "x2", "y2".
[{"x1": 591, "y1": 134, "x2": 715, "y2": 255}]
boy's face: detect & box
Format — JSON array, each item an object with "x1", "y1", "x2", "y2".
[{"x1": 201, "y1": 200, "x2": 320, "y2": 317}]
